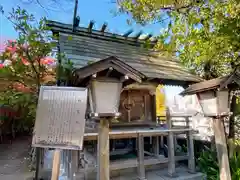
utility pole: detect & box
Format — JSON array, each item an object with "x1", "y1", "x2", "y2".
[{"x1": 72, "y1": 0, "x2": 78, "y2": 31}]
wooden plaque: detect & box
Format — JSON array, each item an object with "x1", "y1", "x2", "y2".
[{"x1": 32, "y1": 86, "x2": 88, "y2": 150}]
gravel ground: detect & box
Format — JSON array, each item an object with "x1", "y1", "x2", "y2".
[{"x1": 0, "y1": 136, "x2": 34, "y2": 180}]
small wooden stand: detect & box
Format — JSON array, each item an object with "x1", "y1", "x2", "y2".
[{"x1": 212, "y1": 117, "x2": 231, "y2": 180}]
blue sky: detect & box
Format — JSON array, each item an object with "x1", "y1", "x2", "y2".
[
  {"x1": 0, "y1": 0, "x2": 184, "y2": 98},
  {"x1": 0, "y1": 0, "x2": 168, "y2": 43}
]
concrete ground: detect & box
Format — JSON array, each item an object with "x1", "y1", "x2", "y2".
[{"x1": 0, "y1": 136, "x2": 34, "y2": 180}]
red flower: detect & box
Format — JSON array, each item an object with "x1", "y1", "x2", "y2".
[
  {"x1": 5, "y1": 40, "x2": 17, "y2": 53},
  {"x1": 41, "y1": 56, "x2": 55, "y2": 65},
  {"x1": 21, "y1": 57, "x2": 29, "y2": 65},
  {"x1": 0, "y1": 64, "x2": 4, "y2": 68},
  {"x1": 12, "y1": 82, "x2": 31, "y2": 92}
]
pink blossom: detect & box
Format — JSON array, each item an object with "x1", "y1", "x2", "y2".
[{"x1": 41, "y1": 56, "x2": 55, "y2": 65}]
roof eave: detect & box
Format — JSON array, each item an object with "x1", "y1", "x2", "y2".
[{"x1": 73, "y1": 56, "x2": 144, "y2": 84}]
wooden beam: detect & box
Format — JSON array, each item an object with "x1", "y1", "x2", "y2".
[
  {"x1": 84, "y1": 128, "x2": 196, "y2": 141},
  {"x1": 88, "y1": 20, "x2": 95, "y2": 33},
  {"x1": 48, "y1": 20, "x2": 158, "y2": 46},
  {"x1": 123, "y1": 29, "x2": 133, "y2": 37},
  {"x1": 73, "y1": 16, "x2": 80, "y2": 29},
  {"x1": 101, "y1": 22, "x2": 108, "y2": 33},
  {"x1": 133, "y1": 31, "x2": 143, "y2": 39},
  {"x1": 143, "y1": 34, "x2": 153, "y2": 41},
  {"x1": 213, "y1": 117, "x2": 232, "y2": 180}
]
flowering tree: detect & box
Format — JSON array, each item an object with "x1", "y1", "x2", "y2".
[
  {"x1": 1, "y1": 40, "x2": 56, "y2": 92},
  {"x1": 0, "y1": 7, "x2": 61, "y2": 168},
  {"x1": 0, "y1": 7, "x2": 59, "y2": 136},
  {"x1": 0, "y1": 7, "x2": 57, "y2": 93}
]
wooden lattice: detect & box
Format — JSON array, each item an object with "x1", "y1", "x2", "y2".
[{"x1": 32, "y1": 86, "x2": 88, "y2": 150}]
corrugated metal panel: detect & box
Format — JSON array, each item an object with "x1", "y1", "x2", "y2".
[
  {"x1": 59, "y1": 33, "x2": 202, "y2": 83},
  {"x1": 32, "y1": 86, "x2": 88, "y2": 150}
]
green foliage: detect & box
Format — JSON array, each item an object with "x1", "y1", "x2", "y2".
[
  {"x1": 56, "y1": 52, "x2": 74, "y2": 82},
  {"x1": 117, "y1": 0, "x2": 190, "y2": 25},
  {"x1": 235, "y1": 96, "x2": 240, "y2": 115},
  {"x1": 0, "y1": 7, "x2": 57, "y2": 133},
  {"x1": 119, "y1": 0, "x2": 240, "y2": 79},
  {"x1": 197, "y1": 146, "x2": 220, "y2": 180},
  {"x1": 0, "y1": 90, "x2": 36, "y2": 132},
  {"x1": 198, "y1": 145, "x2": 240, "y2": 180},
  {"x1": 230, "y1": 151, "x2": 240, "y2": 180}
]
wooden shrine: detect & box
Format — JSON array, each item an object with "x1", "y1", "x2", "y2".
[{"x1": 45, "y1": 20, "x2": 204, "y2": 179}]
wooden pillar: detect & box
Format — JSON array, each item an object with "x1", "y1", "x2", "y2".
[
  {"x1": 127, "y1": 91, "x2": 131, "y2": 122},
  {"x1": 137, "y1": 134, "x2": 146, "y2": 180},
  {"x1": 144, "y1": 94, "x2": 148, "y2": 120},
  {"x1": 97, "y1": 119, "x2": 110, "y2": 180},
  {"x1": 213, "y1": 117, "x2": 231, "y2": 180},
  {"x1": 150, "y1": 94, "x2": 157, "y2": 123},
  {"x1": 160, "y1": 136, "x2": 164, "y2": 148},
  {"x1": 186, "y1": 117, "x2": 195, "y2": 173},
  {"x1": 71, "y1": 150, "x2": 79, "y2": 172},
  {"x1": 67, "y1": 150, "x2": 74, "y2": 180},
  {"x1": 51, "y1": 150, "x2": 61, "y2": 180},
  {"x1": 187, "y1": 131, "x2": 195, "y2": 173},
  {"x1": 168, "y1": 131, "x2": 176, "y2": 177},
  {"x1": 153, "y1": 136, "x2": 160, "y2": 156},
  {"x1": 40, "y1": 148, "x2": 44, "y2": 169},
  {"x1": 166, "y1": 108, "x2": 176, "y2": 177},
  {"x1": 35, "y1": 147, "x2": 41, "y2": 180}
]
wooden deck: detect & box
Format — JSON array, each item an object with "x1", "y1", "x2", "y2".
[
  {"x1": 82, "y1": 123, "x2": 196, "y2": 179},
  {"x1": 84, "y1": 126, "x2": 196, "y2": 140}
]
